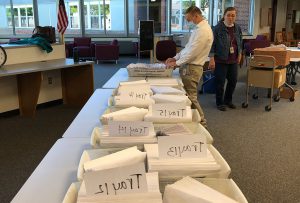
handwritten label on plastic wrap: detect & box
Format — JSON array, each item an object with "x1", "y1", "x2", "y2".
[
  {"x1": 84, "y1": 162, "x2": 148, "y2": 196},
  {"x1": 108, "y1": 121, "x2": 154, "y2": 136},
  {"x1": 158, "y1": 134, "x2": 207, "y2": 159},
  {"x1": 152, "y1": 103, "x2": 187, "y2": 118},
  {"x1": 118, "y1": 91, "x2": 150, "y2": 101}
]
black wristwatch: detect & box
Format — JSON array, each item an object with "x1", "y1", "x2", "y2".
[{"x1": 0, "y1": 45, "x2": 7, "y2": 67}]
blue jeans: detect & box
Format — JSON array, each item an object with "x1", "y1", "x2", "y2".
[{"x1": 214, "y1": 63, "x2": 238, "y2": 106}]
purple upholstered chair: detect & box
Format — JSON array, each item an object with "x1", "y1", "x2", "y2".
[
  {"x1": 244, "y1": 35, "x2": 269, "y2": 56},
  {"x1": 243, "y1": 35, "x2": 270, "y2": 66},
  {"x1": 95, "y1": 39, "x2": 119, "y2": 64},
  {"x1": 73, "y1": 37, "x2": 95, "y2": 59},
  {"x1": 155, "y1": 40, "x2": 177, "y2": 62}
]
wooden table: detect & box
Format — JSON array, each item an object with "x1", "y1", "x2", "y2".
[{"x1": 0, "y1": 59, "x2": 94, "y2": 116}]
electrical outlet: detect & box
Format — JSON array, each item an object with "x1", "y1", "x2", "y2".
[{"x1": 48, "y1": 77, "x2": 53, "y2": 85}]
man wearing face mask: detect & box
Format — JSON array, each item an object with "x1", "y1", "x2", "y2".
[{"x1": 165, "y1": 5, "x2": 213, "y2": 128}]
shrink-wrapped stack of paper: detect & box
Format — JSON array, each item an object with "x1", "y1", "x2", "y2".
[
  {"x1": 119, "y1": 80, "x2": 148, "y2": 86},
  {"x1": 100, "y1": 107, "x2": 148, "y2": 125},
  {"x1": 154, "y1": 123, "x2": 193, "y2": 136},
  {"x1": 111, "y1": 80, "x2": 155, "y2": 108},
  {"x1": 74, "y1": 147, "x2": 162, "y2": 203},
  {"x1": 144, "y1": 105, "x2": 193, "y2": 123},
  {"x1": 77, "y1": 148, "x2": 124, "y2": 181},
  {"x1": 127, "y1": 63, "x2": 166, "y2": 69},
  {"x1": 147, "y1": 78, "x2": 182, "y2": 87},
  {"x1": 126, "y1": 63, "x2": 172, "y2": 77},
  {"x1": 144, "y1": 144, "x2": 221, "y2": 179},
  {"x1": 77, "y1": 172, "x2": 162, "y2": 203},
  {"x1": 154, "y1": 123, "x2": 213, "y2": 144},
  {"x1": 83, "y1": 146, "x2": 145, "y2": 172},
  {"x1": 116, "y1": 84, "x2": 153, "y2": 96},
  {"x1": 112, "y1": 95, "x2": 155, "y2": 108},
  {"x1": 151, "y1": 86, "x2": 185, "y2": 95},
  {"x1": 163, "y1": 177, "x2": 238, "y2": 203},
  {"x1": 151, "y1": 94, "x2": 191, "y2": 106},
  {"x1": 90, "y1": 126, "x2": 157, "y2": 148}
]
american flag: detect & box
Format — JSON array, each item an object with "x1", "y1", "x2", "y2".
[{"x1": 57, "y1": 0, "x2": 68, "y2": 35}]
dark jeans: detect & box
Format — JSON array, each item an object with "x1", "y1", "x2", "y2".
[{"x1": 214, "y1": 63, "x2": 238, "y2": 106}]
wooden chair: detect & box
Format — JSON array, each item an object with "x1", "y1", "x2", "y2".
[
  {"x1": 286, "y1": 31, "x2": 298, "y2": 47},
  {"x1": 275, "y1": 32, "x2": 290, "y2": 46}
]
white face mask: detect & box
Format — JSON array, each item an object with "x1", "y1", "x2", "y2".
[
  {"x1": 224, "y1": 21, "x2": 234, "y2": 27},
  {"x1": 186, "y1": 21, "x2": 196, "y2": 29}
]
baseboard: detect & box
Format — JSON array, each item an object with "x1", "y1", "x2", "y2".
[{"x1": 0, "y1": 99, "x2": 63, "y2": 118}]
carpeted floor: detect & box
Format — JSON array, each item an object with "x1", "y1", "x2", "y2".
[
  {"x1": 200, "y1": 66, "x2": 300, "y2": 203},
  {"x1": 1, "y1": 56, "x2": 300, "y2": 203}
]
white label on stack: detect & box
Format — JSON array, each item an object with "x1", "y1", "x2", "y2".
[
  {"x1": 158, "y1": 134, "x2": 207, "y2": 159},
  {"x1": 152, "y1": 103, "x2": 187, "y2": 118},
  {"x1": 108, "y1": 121, "x2": 153, "y2": 136},
  {"x1": 84, "y1": 162, "x2": 148, "y2": 196}
]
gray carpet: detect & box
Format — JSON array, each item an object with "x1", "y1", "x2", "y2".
[
  {"x1": 1, "y1": 56, "x2": 299, "y2": 203},
  {"x1": 200, "y1": 66, "x2": 300, "y2": 203},
  {"x1": 0, "y1": 105, "x2": 80, "y2": 203}
]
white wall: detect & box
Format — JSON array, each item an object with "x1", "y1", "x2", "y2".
[
  {"x1": 286, "y1": 0, "x2": 300, "y2": 32},
  {"x1": 253, "y1": 0, "x2": 291, "y2": 39},
  {"x1": 276, "y1": 0, "x2": 288, "y2": 33},
  {"x1": 256, "y1": 0, "x2": 272, "y2": 36},
  {"x1": 251, "y1": 0, "x2": 274, "y2": 38}
]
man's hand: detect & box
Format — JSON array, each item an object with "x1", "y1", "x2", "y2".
[
  {"x1": 166, "y1": 61, "x2": 177, "y2": 69},
  {"x1": 208, "y1": 57, "x2": 215, "y2": 71},
  {"x1": 165, "y1": 58, "x2": 177, "y2": 69},
  {"x1": 165, "y1": 57, "x2": 176, "y2": 64}
]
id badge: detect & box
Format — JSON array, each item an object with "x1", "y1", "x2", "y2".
[
  {"x1": 182, "y1": 68, "x2": 187, "y2": 76},
  {"x1": 230, "y1": 46, "x2": 234, "y2": 54}
]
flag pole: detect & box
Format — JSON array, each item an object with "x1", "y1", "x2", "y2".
[{"x1": 61, "y1": 33, "x2": 64, "y2": 44}]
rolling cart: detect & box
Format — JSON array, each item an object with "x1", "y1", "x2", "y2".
[{"x1": 242, "y1": 55, "x2": 286, "y2": 111}]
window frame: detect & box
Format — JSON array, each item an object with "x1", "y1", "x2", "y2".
[{"x1": 0, "y1": 0, "x2": 256, "y2": 39}]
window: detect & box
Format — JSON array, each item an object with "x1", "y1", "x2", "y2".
[
  {"x1": 128, "y1": 0, "x2": 147, "y2": 35},
  {"x1": 13, "y1": 8, "x2": 19, "y2": 27},
  {"x1": 84, "y1": 0, "x2": 125, "y2": 36},
  {"x1": 0, "y1": 0, "x2": 35, "y2": 36},
  {"x1": 215, "y1": 0, "x2": 254, "y2": 34},
  {"x1": 106, "y1": 0, "x2": 125, "y2": 35},
  {"x1": 171, "y1": 0, "x2": 192, "y2": 32},
  {"x1": 0, "y1": 1, "x2": 13, "y2": 36},
  {"x1": 89, "y1": 4, "x2": 100, "y2": 29},
  {"x1": 149, "y1": 0, "x2": 168, "y2": 33},
  {"x1": 70, "y1": 4, "x2": 79, "y2": 28},
  {"x1": 18, "y1": 7, "x2": 34, "y2": 28},
  {"x1": 1, "y1": 0, "x2": 255, "y2": 39},
  {"x1": 171, "y1": 0, "x2": 209, "y2": 33},
  {"x1": 37, "y1": 0, "x2": 57, "y2": 27},
  {"x1": 13, "y1": 0, "x2": 35, "y2": 35}
]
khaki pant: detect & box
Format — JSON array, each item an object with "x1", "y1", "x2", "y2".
[{"x1": 179, "y1": 64, "x2": 207, "y2": 127}]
